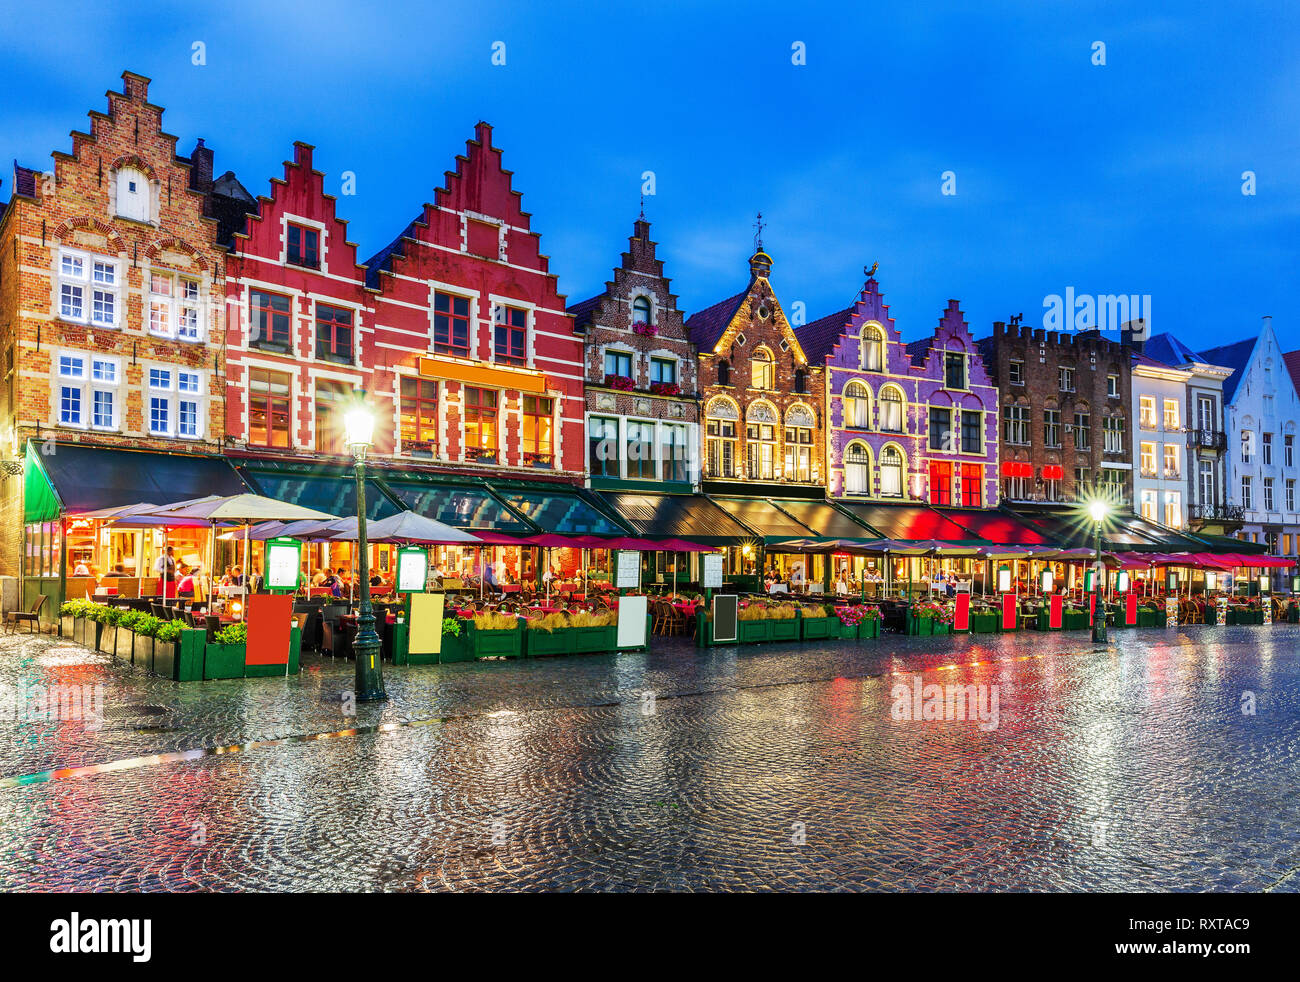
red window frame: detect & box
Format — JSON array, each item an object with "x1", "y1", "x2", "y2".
[
  {"x1": 929, "y1": 460, "x2": 952, "y2": 506},
  {"x1": 315, "y1": 304, "x2": 353, "y2": 362},
  {"x1": 287, "y1": 223, "x2": 320, "y2": 268},
  {"x1": 399, "y1": 377, "x2": 438, "y2": 451},
  {"x1": 250, "y1": 290, "x2": 292, "y2": 346},
  {"x1": 961, "y1": 463, "x2": 983, "y2": 507},
  {"x1": 248, "y1": 367, "x2": 291, "y2": 448},
  {"x1": 434, "y1": 292, "x2": 472, "y2": 358},
  {"x1": 495, "y1": 306, "x2": 527, "y2": 366}
]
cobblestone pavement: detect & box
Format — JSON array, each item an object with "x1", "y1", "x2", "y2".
[{"x1": 1, "y1": 624, "x2": 1298, "y2": 891}]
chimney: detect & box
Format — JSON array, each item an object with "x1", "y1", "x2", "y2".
[
  {"x1": 1263, "y1": 314, "x2": 1273, "y2": 336},
  {"x1": 1121, "y1": 318, "x2": 1147, "y2": 353},
  {"x1": 189, "y1": 138, "x2": 214, "y2": 193}
]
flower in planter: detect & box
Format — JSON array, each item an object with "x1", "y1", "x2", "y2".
[
  {"x1": 648, "y1": 381, "x2": 681, "y2": 397},
  {"x1": 603, "y1": 373, "x2": 636, "y2": 391},
  {"x1": 632, "y1": 323, "x2": 659, "y2": 338},
  {"x1": 441, "y1": 617, "x2": 462, "y2": 637},
  {"x1": 912, "y1": 600, "x2": 954, "y2": 624}
]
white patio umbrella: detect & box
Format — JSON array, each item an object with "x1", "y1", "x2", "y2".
[{"x1": 144, "y1": 494, "x2": 339, "y2": 608}]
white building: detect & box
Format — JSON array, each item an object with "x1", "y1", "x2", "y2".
[
  {"x1": 1144, "y1": 333, "x2": 1237, "y2": 536},
  {"x1": 1201, "y1": 317, "x2": 1300, "y2": 588},
  {"x1": 1130, "y1": 354, "x2": 1192, "y2": 529}
]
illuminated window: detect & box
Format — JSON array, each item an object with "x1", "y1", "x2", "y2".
[
  {"x1": 399, "y1": 377, "x2": 438, "y2": 453},
  {"x1": 844, "y1": 442, "x2": 870, "y2": 494},
  {"x1": 249, "y1": 368, "x2": 291, "y2": 447},
  {"x1": 860, "y1": 325, "x2": 883, "y2": 371},
  {"x1": 463, "y1": 387, "x2": 498, "y2": 463},
  {"x1": 844, "y1": 380, "x2": 870, "y2": 428},
  {"x1": 522, "y1": 395, "x2": 554, "y2": 468},
  {"x1": 751, "y1": 347, "x2": 775, "y2": 390}
]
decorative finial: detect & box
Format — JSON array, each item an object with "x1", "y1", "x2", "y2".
[
  {"x1": 1009, "y1": 313, "x2": 1023, "y2": 326},
  {"x1": 753, "y1": 211, "x2": 765, "y2": 251},
  {"x1": 639, "y1": 193, "x2": 645, "y2": 222},
  {"x1": 864, "y1": 262, "x2": 878, "y2": 279}
]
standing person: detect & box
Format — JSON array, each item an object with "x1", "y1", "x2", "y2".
[
  {"x1": 835, "y1": 572, "x2": 849, "y2": 597},
  {"x1": 154, "y1": 546, "x2": 177, "y2": 598},
  {"x1": 484, "y1": 556, "x2": 500, "y2": 597}
]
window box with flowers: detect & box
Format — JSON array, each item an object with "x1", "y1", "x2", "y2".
[
  {"x1": 632, "y1": 323, "x2": 659, "y2": 338},
  {"x1": 649, "y1": 382, "x2": 681, "y2": 397},
  {"x1": 604, "y1": 373, "x2": 636, "y2": 392}
]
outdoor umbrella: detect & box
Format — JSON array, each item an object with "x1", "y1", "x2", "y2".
[
  {"x1": 143, "y1": 494, "x2": 339, "y2": 607},
  {"x1": 326, "y1": 511, "x2": 482, "y2": 545}
]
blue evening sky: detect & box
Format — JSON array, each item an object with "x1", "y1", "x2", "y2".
[{"x1": 2, "y1": 0, "x2": 1295, "y2": 351}]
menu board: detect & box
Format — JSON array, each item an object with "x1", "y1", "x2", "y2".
[
  {"x1": 265, "y1": 539, "x2": 301, "y2": 591},
  {"x1": 397, "y1": 548, "x2": 428, "y2": 593},
  {"x1": 615, "y1": 550, "x2": 640, "y2": 589},
  {"x1": 702, "y1": 554, "x2": 723, "y2": 589},
  {"x1": 712, "y1": 594, "x2": 738, "y2": 643}
]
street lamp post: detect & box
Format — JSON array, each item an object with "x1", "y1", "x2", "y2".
[
  {"x1": 1089, "y1": 500, "x2": 1108, "y2": 643},
  {"x1": 344, "y1": 398, "x2": 387, "y2": 703}
]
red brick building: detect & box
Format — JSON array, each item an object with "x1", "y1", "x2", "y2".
[
  {"x1": 687, "y1": 244, "x2": 826, "y2": 494},
  {"x1": 568, "y1": 217, "x2": 699, "y2": 493},
  {"x1": 0, "y1": 72, "x2": 231, "y2": 584}
]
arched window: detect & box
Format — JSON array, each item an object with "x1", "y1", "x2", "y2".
[
  {"x1": 631, "y1": 296, "x2": 651, "y2": 326},
  {"x1": 717, "y1": 359, "x2": 730, "y2": 386},
  {"x1": 751, "y1": 347, "x2": 775, "y2": 390},
  {"x1": 705, "y1": 397, "x2": 739, "y2": 478},
  {"x1": 879, "y1": 385, "x2": 904, "y2": 432},
  {"x1": 844, "y1": 442, "x2": 871, "y2": 494},
  {"x1": 860, "y1": 324, "x2": 884, "y2": 371},
  {"x1": 879, "y1": 445, "x2": 905, "y2": 497},
  {"x1": 116, "y1": 167, "x2": 150, "y2": 223},
  {"x1": 844, "y1": 380, "x2": 871, "y2": 428},
  {"x1": 746, "y1": 402, "x2": 778, "y2": 480}
]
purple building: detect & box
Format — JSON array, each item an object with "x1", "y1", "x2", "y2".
[{"x1": 797, "y1": 270, "x2": 1000, "y2": 509}]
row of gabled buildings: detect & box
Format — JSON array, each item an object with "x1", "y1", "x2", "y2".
[{"x1": 1, "y1": 72, "x2": 1295, "y2": 604}]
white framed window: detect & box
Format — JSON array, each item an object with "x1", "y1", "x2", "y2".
[
  {"x1": 149, "y1": 270, "x2": 204, "y2": 341},
  {"x1": 57, "y1": 249, "x2": 120, "y2": 328},
  {"x1": 147, "y1": 366, "x2": 205, "y2": 438},
  {"x1": 56, "y1": 352, "x2": 120, "y2": 430},
  {"x1": 115, "y1": 167, "x2": 150, "y2": 222}
]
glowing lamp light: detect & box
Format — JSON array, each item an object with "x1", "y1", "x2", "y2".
[
  {"x1": 1041, "y1": 570, "x2": 1054, "y2": 593},
  {"x1": 997, "y1": 565, "x2": 1012, "y2": 593},
  {"x1": 1088, "y1": 500, "x2": 1108, "y2": 523},
  {"x1": 1117, "y1": 570, "x2": 1131, "y2": 593},
  {"x1": 343, "y1": 403, "x2": 375, "y2": 453},
  {"x1": 230, "y1": 600, "x2": 244, "y2": 621}
]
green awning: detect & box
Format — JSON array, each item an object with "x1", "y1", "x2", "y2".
[
  {"x1": 593, "y1": 491, "x2": 751, "y2": 545},
  {"x1": 237, "y1": 465, "x2": 397, "y2": 521},
  {"x1": 498, "y1": 490, "x2": 627, "y2": 535},
  {"x1": 709, "y1": 496, "x2": 814, "y2": 540},
  {"x1": 767, "y1": 498, "x2": 881, "y2": 540},
  {"x1": 23, "y1": 440, "x2": 248, "y2": 524},
  {"x1": 23, "y1": 443, "x2": 60, "y2": 524},
  {"x1": 381, "y1": 478, "x2": 533, "y2": 533}
]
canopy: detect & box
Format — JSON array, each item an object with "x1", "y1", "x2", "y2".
[
  {"x1": 592, "y1": 491, "x2": 751, "y2": 545},
  {"x1": 327, "y1": 511, "x2": 482, "y2": 545},
  {"x1": 148, "y1": 494, "x2": 339, "y2": 524}
]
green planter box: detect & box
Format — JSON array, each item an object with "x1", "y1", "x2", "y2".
[
  {"x1": 132, "y1": 632, "x2": 154, "y2": 672},
  {"x1": 468, "y1": 626, "x2": 523, "y2": 659},
  {"x1": 1287, "y1": 605, "x2": 1299, "y2": 624},
  {"x1": 1062, "y1": 610, "x2": 1089, "y2": 631},
  {"x1": 573, "y1": 624, "x2": 618, "y2": 654},
  {"x1": 175, "y1": 629, "x2": 206, "y2": 682},
  {"x1": 770, "y1": 618, "x2": 799, "y2": 642},
  {"x1": 908, "y1": 614, "x2": 935, "y2": 636},
  {"x1": 204, "y1": 642, "x2": 246, "y2": 680},
  {"x1": 1136, "y1": 608, "x2": 1161, "y2": 628},
  {"x1": 737, "y1": 619, "x2": 772, "y2": 644},
  {"x1": 932, "y1": 620, "x2": 952, "y2": 635},
  {"x1": 800, "y1": 615, "x2": 835, "y2": 641},
  {"x1": 526, "y1": 628, "x2": 573, "y2": 657},
  {"x1": 438, "y1": 626, "x2": 475, "y2": 662},
  {"x1": 969, "y1": 612, "x2": 999, "y2": 634}
]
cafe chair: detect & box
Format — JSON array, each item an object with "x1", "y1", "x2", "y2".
[{"x1": 5, "y1": 594, "x2": 47, "y2": 634}]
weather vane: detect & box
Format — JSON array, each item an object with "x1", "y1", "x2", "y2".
[
  {"x1": 753, "y1": 211, "x2": 765, "y2": 251},
  {"x1": 864, "y1": 262, "x2": 879, "y2": 279},
  {"x1": 639, "y1": 193, "x2": 645, "y2": 221}
]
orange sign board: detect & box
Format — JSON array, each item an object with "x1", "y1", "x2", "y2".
[
  {"x1": 245, "y1": 594, "x2": 292, "y2": 666},
  {"x1": 417, "y1": 356, "x2": 547, "y2": 393}
]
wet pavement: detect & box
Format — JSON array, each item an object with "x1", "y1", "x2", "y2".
[{"x1": 1, "y1": 624, "x2": 1298, "y2": 891}]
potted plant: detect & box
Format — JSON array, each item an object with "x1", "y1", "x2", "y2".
[
  {"x1": 464, "y1": 611, "x2": 523, "y2": 659},
  {"x1": 737, "y1": 603, "x2": 773, "y2": 644},
  {"x1": 525, "y1": 611, "x2": 574, "y2": 656},
  {"x1": 205, "y1": 622, "x2": 248, "y2": 680},
  {"x1": 568, "y1": 608, "x2": 618, "y2": 654}
]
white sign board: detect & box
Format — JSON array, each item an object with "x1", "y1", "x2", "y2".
[
  {"x1": 265, "y1": 542, "x2": 300, "y2": 590},
  {"x1": 617, "y1": 595, "x2": 648, "y2": 648},
  {"x1": 702, "y1": 554, "x2": 723, "y2": 589},
  {"x1": 616, "y1": 550, "x2": 641, "y2": 589},
  {"x1": 397, "y1": 549, "x2": 428, "y2": 593}
]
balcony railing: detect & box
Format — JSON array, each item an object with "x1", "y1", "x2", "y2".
[
  {"x1": 1188, "y1": 503, "x2": 1245, "y2": 523},
  {"x1": 1188, "y1": 429, "x2": 1227, "y2": 450}
]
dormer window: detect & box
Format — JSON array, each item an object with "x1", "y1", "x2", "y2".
[
  {"x1": 287, "y1": 223, "x2": 320, "y2": 269},
  {"x1": 631, "y1": 296, "x2": 651, "y2": 326},
  {"x1": 751, "y1": 347, "x2": 775, "y2": 390},
  {"x1": 115, "y1": 167, "x2": 149, "y2": 223}
]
